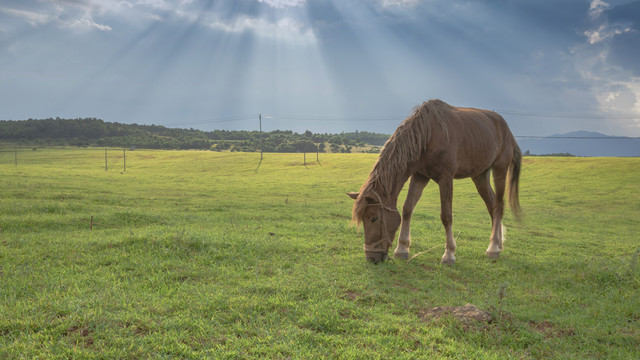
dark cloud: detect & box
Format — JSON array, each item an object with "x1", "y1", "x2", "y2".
[
  {"x1": 605, "y1": 0, "x2": 640, "y2": 24},
  {"x1": 609, "y1": 31, "x2": 640, "y2": 75},
  {"x1": 605, "y1": 1, "x2": 640, "y2": 75},
  {"x1": 497, "y1": 0, "x2": 590, "y2": 39}
]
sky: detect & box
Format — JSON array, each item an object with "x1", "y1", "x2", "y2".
[{"x1": 1, "y1": 0, "x2": 640, "y2": 136}]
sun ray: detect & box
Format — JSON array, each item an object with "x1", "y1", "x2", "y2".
[{"x1": 216, "y1": 0, "x2": 345, "y2": 132}]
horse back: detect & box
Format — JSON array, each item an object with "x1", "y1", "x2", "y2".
[{"x1": 421, "y1": 105, "x2": 518, "y2": 180}]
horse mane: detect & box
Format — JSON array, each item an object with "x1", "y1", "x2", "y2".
[{"x1": 352, "y1": 99, "x2": 453, "y2": 224}]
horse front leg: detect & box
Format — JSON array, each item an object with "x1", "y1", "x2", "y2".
[
  {"x1": 394, "y1": 174, "x2": 429, "y2": 260},
  {"x1": 439, "y1": 178, "x2": 456, "y2": 264}
]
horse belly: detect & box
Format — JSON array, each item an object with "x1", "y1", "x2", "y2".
[
  {"x1": 453, "y1": 165, "x2": 489, "y2": 179},
  {"x1": 453, "y1": 143, "x2": 498, "y2": 179}
]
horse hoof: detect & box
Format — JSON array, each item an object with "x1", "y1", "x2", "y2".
[
  {"x1": 486, "y1": 251, "x2": 500, "y2": 260},
  {"x1": 441, "y1": 258, "x2": 455, "y2": 265},
  {"x1": 394, "y1": 251, "x2": 409, "y2": 260}
]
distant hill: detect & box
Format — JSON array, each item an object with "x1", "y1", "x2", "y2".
[
  {"x1": 0, "y1": 118, "x2": 388, "y2": 153},
  {"x1": 517, "y1": 131, "x2": 639, "y2": 157}
]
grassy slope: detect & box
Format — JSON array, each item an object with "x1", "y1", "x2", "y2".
[{"x1": 0, "y1": 150, "x2": 638, "y2": 359}]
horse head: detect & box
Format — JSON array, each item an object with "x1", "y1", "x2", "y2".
[{"x1": 347, "y1": 191, "x2": 401, "y2": 263}]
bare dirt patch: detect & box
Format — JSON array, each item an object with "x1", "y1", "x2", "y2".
[
  {"x1": 529, "y1": 320, "x2": 576, "y2": 338},
  {"x1": 65, "y1": 325, "x2": 94, "y2": 347},
  {"x1": 342, "y1": 290, "x2": 360, "y2": 301}
]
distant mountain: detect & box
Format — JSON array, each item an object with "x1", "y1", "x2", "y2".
[
  {"x1": 518, "y1": 131, "x2": 639, "y2": 157},
  {"x1": 549, "y1": 131, "x2": 608, "y2": 138}
]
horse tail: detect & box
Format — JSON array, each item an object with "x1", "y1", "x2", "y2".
[{"x1": 508, "y1": 144, "x2": 522, "y2": 220}]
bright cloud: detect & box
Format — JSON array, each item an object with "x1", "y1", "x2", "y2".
[
  {"x1": 588, "y1": 0, "x2": 610, "y2": 18},
  {"x1": 1, "y1": 3, "x2": 112, "y2": 31},
  {"x1": 585, "y1": 24, "x2": 632, "y2": 44},
  {"x1": 207, "y1": 16, "x2": 316, "y2": 45},
  {"x1": 256, "y1": 0, "x2": 306, "y2": 8},
  {"x1": 3, "y1": 1, "x2": 316, "y2": 42},
  {"x1": 0, "y1": 7, "x2": 57, "y2": 26},
  {"x1": 62, "y1": 16, "x2": 112, "y2": 31},
  {"x1": 595, "y1": 78, "x2": 640, "y2": 131},
  {"x1": 379, "y1": 0, "x2": 420, "y2": 9}
]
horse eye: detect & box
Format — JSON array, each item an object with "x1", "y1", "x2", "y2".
[{"x1": 371, "y1": 216, "x2": 379, "y2": 222}]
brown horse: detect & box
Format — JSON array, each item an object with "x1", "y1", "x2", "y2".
[{"x1": 348, "y1": 99, "x2": 521, "y2": 264}]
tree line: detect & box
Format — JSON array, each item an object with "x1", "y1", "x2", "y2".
[{"x1": 0, "y1": 118, "x2": 390, "y2": 153}]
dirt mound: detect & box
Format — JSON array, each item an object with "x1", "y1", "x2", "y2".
[{"x1": 419, "y1": 303, "x2": 492, "y2": 323}]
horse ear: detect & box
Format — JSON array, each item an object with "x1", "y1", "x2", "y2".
[{"x1": 346, "y1": 192, "x2": 359, "y2": 200}]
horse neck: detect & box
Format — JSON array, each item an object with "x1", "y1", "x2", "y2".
[
  {"x1": 369, "y1": 112, "x2": 429, "y2": 205},
  {"x1": 368, "y1": 161, "x2": 412, "y2": 208}
]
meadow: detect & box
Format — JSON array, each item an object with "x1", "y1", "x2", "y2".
[{"x1": 0, "y1": 148, "x2": 638, "y2": 359}]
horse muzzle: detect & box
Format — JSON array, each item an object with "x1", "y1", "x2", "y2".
[{"x1": 365, "y1": 251, "x2": 389, "y2": 264}]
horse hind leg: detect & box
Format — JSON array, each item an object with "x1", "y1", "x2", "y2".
[
  {"x1": 487, "y1": 168, "x2": 508, "y2": 259},
  {"x1": 438, "y1": 178, "x2": 456, "y2": 264},
  {"x1": 395, "y1": 174, "x2": 429, "y2": 260},
  {"x1": 472, "y1": 170, "x2": 505, "y2": 259}
]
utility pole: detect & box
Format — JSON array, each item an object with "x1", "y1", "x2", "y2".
[
  {"x1": 255, "y1": 114, "x2": 264, "y2": 173},
  {"x1": 259, "y1": 114, "x2": 263, "y2": 162}
]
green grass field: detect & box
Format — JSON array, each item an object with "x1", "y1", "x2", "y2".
[{"x1": 1, "y1": 148, "x2": 639, "y2": 359}]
